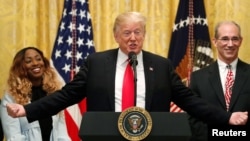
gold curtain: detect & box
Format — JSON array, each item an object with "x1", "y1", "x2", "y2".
[{"x1": 1, "y1": 0, "x2": 250, "y2": 97}]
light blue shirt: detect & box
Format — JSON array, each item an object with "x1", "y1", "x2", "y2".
[{"x1": 0, "y1": 92, "x2": 71, "y2": 141}]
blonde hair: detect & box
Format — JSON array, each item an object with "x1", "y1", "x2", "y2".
[{"x1": 113, "y1": 11, "x2": 147, "y2": 34}]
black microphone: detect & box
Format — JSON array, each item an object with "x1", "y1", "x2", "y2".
[
  {"x1": 128, "y1": 51, "x2": 138, "y2": 66},
  {"x1": 128, "y1": 51, "x2": 137, "y2": 106}
]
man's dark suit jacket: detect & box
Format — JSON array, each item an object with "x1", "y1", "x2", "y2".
[
  {"x1": 189, "y1": 59, "x2": 250, "y2": 141},
  {"x1": 24, "y1": 48, "x2": 231, "y2": 125}
]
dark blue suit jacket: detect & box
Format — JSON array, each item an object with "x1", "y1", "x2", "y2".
[
  {"x1": 25, "y1": 48, "x2": 231, "y2": 125},
  {"x1": 189, "y1": 59, "x2": 250, "y2": 141}
]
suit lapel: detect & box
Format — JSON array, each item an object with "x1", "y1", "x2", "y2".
[
  {"x1": 142, "y1": 51, "x2": 154, "y2": 110},
  {"x1": 208, "y1": 62, "x2": 226, "y2": 107},
  {"x1": 104, "y1": 49, "x2": 118, "y2": 111},
  {"x1": 229, "y1": 60, "x2": 248, "y2": 110}
]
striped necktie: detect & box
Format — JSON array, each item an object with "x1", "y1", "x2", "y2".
[{"x1": 225, "y1": 65, "x2": 234, "y2": 111}]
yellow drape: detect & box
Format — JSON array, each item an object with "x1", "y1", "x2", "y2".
[{"x1": 1, "y1": 0, "x2": 250, "y2": 97}]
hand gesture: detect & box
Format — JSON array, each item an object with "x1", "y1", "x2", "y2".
[
  {"x1": 6, "y1": 103, "x2": 26, "y2": 118},
  {"x1": 229, "y1": 111, "x2": 248, "y2": 125}
]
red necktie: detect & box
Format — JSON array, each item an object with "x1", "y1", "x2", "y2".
[
  {"x1": 122, "y1": 62, "x2": 134, "y2": 111},
  {"x1": 225, "y1": 65, "x2": 234, "y2": 111}
]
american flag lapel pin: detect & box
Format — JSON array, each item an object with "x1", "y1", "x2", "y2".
[{"x1": 149, "y1": 67, "x2": 153, "y2": 71}]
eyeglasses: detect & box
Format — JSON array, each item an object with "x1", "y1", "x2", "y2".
[{"x1": 217, "y1": 37, "x2": 241, "y2": 44}]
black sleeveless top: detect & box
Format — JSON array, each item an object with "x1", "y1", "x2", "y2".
[{"x1": 31, "y1": 86, "x2": 52, "y2": 141}]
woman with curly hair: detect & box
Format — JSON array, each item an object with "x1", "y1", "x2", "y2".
[{"x1": 0, "y1": 47, "x2": 70, "y2": 141}]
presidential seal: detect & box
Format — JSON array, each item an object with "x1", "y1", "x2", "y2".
[{"x1": 118, "y1": 107, "x2": 152, "y2": 141}]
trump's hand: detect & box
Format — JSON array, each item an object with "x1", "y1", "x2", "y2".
[
  {"x1": 229, "y1": 111, "x2": 248, "y2": 125},
  {"x1": 6, "y1": 103, "x2": 26, "y2": 118}
]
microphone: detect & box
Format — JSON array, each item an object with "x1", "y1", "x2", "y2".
[
  {"x1": 128, "y1": 51, "x2": 137, "y2": 106},
  {"x1": 128, "y1": 51, "x2": 138, "y2": 66}
]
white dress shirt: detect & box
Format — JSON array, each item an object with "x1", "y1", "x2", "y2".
[{"x1": 115, "y1": 49, "x2": 145, "y2": 112}]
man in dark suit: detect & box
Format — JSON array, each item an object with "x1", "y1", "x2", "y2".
[
  {"x1": 188, "y1": 21, "x2": 250, "y2": 141},
  {"x1": 6, "y1": 12, "x2": 247, "y2": 128}
]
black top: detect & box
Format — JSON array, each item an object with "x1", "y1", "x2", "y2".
[
  {"x1": 0, "y1": 99, "x2": 4, "y2": 141},
  {"x1": 31, "y1": 86, "x2": 52, "y2": 141}
]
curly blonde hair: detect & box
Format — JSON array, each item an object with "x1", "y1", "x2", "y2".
[{"x1": 6, "y1": 47, "x2": 62, "y2": 105}]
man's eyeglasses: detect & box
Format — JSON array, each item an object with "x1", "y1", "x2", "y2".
[{"x1": 217, "y1": 37, "x2": 241, "y2": 44}]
